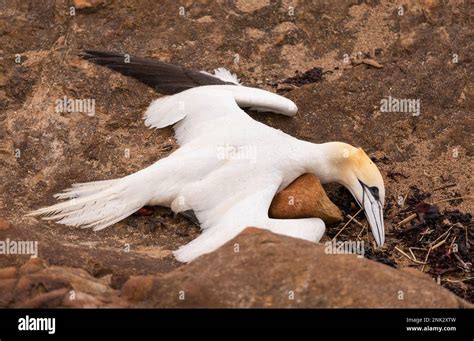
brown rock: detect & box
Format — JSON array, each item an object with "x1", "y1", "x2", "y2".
[
  {"x1": 19, "y1": 257, "x2": 47, "y2": 275},
  {"x1": 14, "y1": 274, "x2": 70, "y2": 304},
  {"x1": 269, "y1": 174, "x2": 343, "y2": 224},
  {"x1": 126, "y1": 229, "x2": 471, "y2": 308},
  {"x1": 400, "y1": 31, "x2": 416, "y2": 49},
  {"x1": 14, "y1": 288, "x2": 69, "y2": 308},
  {"x1": 121, "y1": 275, "x2": 155, "y2": 301},
  {"x1": 276, "y1": 83, "x2": 298, "y2": 91},
  {"x1": 73, "y1": 0, "x2": 106, "y2": 9},
  {"x1": 13, "y1": 265, "x2": 125, "y2": 307},
  {"x1": 41, "y1": 266, "x2": 112, "y2": 296},
  {"x1": 0, "y1": 279, "x2": 17, "y2": 306},
  {"x1": 111, "y1": 273, "x2": 130, "y2": 290},
  {"x1": 0, "y1": 218, "x2": 12, "y2": 230},
  {"x1": 61, "y1": 290, "x2": 105, "y2": 308},
  {"x1": 235, "y1": 0, "x2": 270, "y2": 13},
  {"x1": 437, "y1": 27, "x2": 450, "y2": 46},
  {"x1": 0, "y1": 266, "x2": 17, "y2": 279}
]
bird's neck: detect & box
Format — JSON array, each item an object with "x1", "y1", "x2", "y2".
[{"x1": 291, "y1": 140, "x2": 346, "y2": 184}]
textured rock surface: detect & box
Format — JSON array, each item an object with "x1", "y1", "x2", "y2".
[
  {"x1": 120, "y1": 228, "x2": 471, "y2": 308},
  {"x1": 4, "y1": 230, "x2": 471, "y2": 308},
  {"x1": 0, "y1": 257, "x2": 126, "y2": 308}
]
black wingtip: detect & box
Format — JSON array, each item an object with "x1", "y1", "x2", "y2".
[
  {"x1": 78, "y1": 50, "x2": 232, "y2": 94},
  {"x1": 79, "y1": 50, "x2": 125, "y2": 61}
]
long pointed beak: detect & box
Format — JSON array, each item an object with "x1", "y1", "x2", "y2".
[{"x1": 359, "y1": 182, "x2": 385, "y2": 247}]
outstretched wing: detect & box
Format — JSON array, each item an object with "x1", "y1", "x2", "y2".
[
  {"x1": 143, "y1": 85, "x2": 297, "y2": 146},
  {"x1": 80, "y1": 50, "x2": 237, "y2": 95},
  {"x1": 173, "y1": 167, "x2": 282, "y2": 262}
]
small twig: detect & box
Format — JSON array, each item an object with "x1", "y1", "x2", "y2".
[
  {"x1": 421, "y1": 246, "x2": 432, "y2": 272},
  {"x1": 395, "y1": 246, "x2": 427, "y2": 265},
  {"x1": 442, "y1": 277, "x2": 474, "y2": 283},
  {"x1": 346, "y1": 214, "x2": 364, "y2": 228},
  {"x1": 430, "y1": 226, "x2": 453, "y2": 246},
  {"x1": 432, "y1": 196, "x2": 474, "y2": 204},
  {"x1": 351, "y1": 58, "x2": 383, "y2": 68},
  {"x1": 464, "y1": 225, "x2": 469, "y2": 249},
  {"x1": 408, "y1": 247, "x2": 418, "y2": 262},
  {"x1": 433, "y1": 183, "x2": 457, "y2": 191},
  {"x1": 419, "y1": 228, "x2": 433, "y2": 242},
  {"x1": 333, "y1": 208, "x2": 363, "y2": 240},
  {"x1": 431, "y1": 238, "x2": 447, "y2": 250},
  {"x1": 399, "y1": 195, "x2": 474, "y2": 215},
  {"x1": 449, "y1": 236, "x2": 457, "y2": 249},
  {"x1": 356, "y1": 224, "x2": 367, "y2": 239},
  {"x1": 421, "y1": 232, "x2": 453, "y2": 271},
  {"x1": 453, "y1": 252, "x2": 471, "y2": 271},
  {"x1": 397, "y1": 213, "x2": 417, "y2": 227},
  {"x1": 401, "y1": 192, "x2": 409, "y2": 209}
]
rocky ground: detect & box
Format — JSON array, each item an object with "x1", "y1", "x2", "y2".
[{"x1": 0, "y1": 0, "x2": 472, "y2": 307}]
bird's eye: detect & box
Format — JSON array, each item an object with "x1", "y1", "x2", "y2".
[{"x1": 368, "y1": 186, "x2": 380, "y2": 201}]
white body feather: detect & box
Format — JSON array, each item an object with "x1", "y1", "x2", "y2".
[{"x1": 28, "y1": 81, "x2": 332, "y2": 262}]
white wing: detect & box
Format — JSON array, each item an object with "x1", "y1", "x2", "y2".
[
  {"x1": 173, "y1": 166, "x2": 282, "y2": 262},
  {"x1": 143, "y1": 85, "x2": 298, "y2": 146}
]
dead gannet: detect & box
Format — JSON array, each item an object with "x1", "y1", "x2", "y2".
[{"x1": 27, "y1": 51, "x2": 385, "y2": 262}]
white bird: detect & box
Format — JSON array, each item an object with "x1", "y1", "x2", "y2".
[{"x1": 27, "y1": 51, "x2": 385, "y2": 263}]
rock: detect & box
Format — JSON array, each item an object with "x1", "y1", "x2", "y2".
[
  {"x1": 245, "y1": 28, "x2": 265, "y2": 39},
  {"x1": 40, "y1": 266, "x2": 112, "y2": 296},
  {"x1": 73, "y1": 0, "x2": 106, "y2": 9},
  {"x1": 11, "y1": 260, "x2": 123, "y2": 307},
  {"x1": 269, "y1": 174, "x2": 343, "y2": 224},
  {"x1": 0, "y1": 279, "x2": 17, "y2": 306},
  {"x1": 436, "y1": 27, "x2": 450, "y2": 46},
  {"x1": 61, "y1": 290, "x2": 107, "y2": 308},
  {"x1": 124, "y1": 229, "x2": 471, "y2": 308},
  {"x1": 14, "y1": 274, "x2": 70, "y2": 304},
  {"x1": 196, "y1": 15, "x2": 214, "y2": 23},
  {"x1": 235, "y1": 0, "x2": 270, "y2": 13},
  {"x1": 400, "y1": 31, "x2": 416, "y2": 49},
  {"x1": 111, "y1": 273, "x2": 130, "y2": 290},
  {"x1": 0, "y1": 218, "x2": 12, "y2": 230},
  {"x1": 121, "y1": 275, "x2": 155, "y2": 301},
  {"x1": 19, "y1": 257, "x2": 47, "y2": 275},
  {"x1": 14, "y1": 288, "x2": 69, "y2": 308},
  {"x1": 0, "y1": 266, "x2": 17, "y2": 279},
  {"x1": 276, "y1": 83, "x2": 298, "y2": 91}
]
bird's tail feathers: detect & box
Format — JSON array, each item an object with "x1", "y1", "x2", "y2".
[{"x1": 27, "y1": 172, "x2": 154, "y2": 231}]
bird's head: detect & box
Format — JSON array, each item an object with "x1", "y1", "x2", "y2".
[{"x1": 326, "y1": 143, "x2": 385, "y2": 246}]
